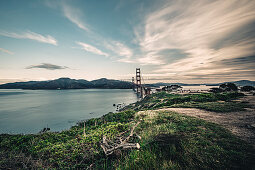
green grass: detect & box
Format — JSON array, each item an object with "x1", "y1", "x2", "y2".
[
  {"x1": 172, "y1": 101, "x2": 249, "y2": 112},
  {"x1": 126, "y1": 92, "x2": 247, "y2": 112},
  {"x1": 116, "y1": 111, "x2": 255, "y2": 169}
]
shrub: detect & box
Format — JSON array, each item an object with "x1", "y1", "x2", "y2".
[
  {"x1": 241, "y1": 86, "x2": 255, "y2": 92},
  {"x1": 219, "y1": 83, "x2": 238, "y2": 91},
  {"x1": 209, "y1": 88, "x2": 223, "y2": 93}
]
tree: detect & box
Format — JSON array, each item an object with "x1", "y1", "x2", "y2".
[
  {"x1": 219, "y1": 83, "x2": 238, "y2": 91},
  {"x1": 209, "y1": 88, "x2": 223, "y2": 93},
  {"x1": 241, "y1": 86, "x2": 255, "y2": 92}
]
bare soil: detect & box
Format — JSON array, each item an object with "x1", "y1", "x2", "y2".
[{"x1": 152, "y1": 94, "x2": 255, "y2": 147}]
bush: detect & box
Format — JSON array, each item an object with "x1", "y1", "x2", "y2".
[
  {"x1": 219, "y1": 83, "x2": 238, "y2": 91},
  {"x1": 241, "y1": 86, "x2": 255, "y2": 92},
  {"x1": 102, "y1": 110, "x2": 135, "y2": 123},
  {"x1": 209, "y1": 88, "x2": 223, "y2": 93}
]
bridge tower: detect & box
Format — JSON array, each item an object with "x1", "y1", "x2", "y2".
[{"x1": 136, "y1": 68, "x2": 143, "y2": 98}]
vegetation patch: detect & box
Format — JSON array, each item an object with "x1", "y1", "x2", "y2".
[
  {"x1": 172, "y1": 101, "x2": 249, "y2": 112},
  {"x1": 116, "y1": 111, "x2": 255, "y2": 169},
  {"x1": 126, "y1": 92, "x2": 248, "y2": 112}
]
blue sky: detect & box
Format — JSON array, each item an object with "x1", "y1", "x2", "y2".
[{"x1": 0, "y1": 0, "x2": 255, "y2": 84}]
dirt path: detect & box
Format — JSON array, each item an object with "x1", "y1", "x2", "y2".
[{"x1": 152, "y1": 94, "x2": 255, "y2": 147}]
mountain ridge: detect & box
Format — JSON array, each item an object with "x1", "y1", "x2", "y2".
[{"x1": 0, "y1": 78, "x2": 133, "y2": 90}]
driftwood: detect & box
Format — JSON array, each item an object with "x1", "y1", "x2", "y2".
[{"x1": 101, "y1": 121, "x2": 141, "y2": 156}]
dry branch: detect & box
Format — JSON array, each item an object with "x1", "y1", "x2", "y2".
[
  {"x1": 123, "y1": 121, "x2": 140, "y2": 143},
  {"x1": 101, "y1": 121, "x2": 141, "y2": 156}
]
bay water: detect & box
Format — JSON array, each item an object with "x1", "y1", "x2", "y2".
[{"x1": 0, "y1": 89, "x2": 138, "y2": 134}]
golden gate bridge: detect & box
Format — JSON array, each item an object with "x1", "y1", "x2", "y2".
[{"x1": 118, "y1": 68, "x2": 149, "y2": 98}]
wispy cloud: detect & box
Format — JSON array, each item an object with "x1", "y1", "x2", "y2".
[
  {"x1": 62, "y1": 3, "x2": 89, "y2": 32},
  {"x1": 76, "y1": 41, "x2": 109, "y2": 57},
  {"x1": 104, "y1": 41, "x2": 135, "y2": 62},
  {"x1": 45, "y1": 1, "x2": 89, "y2": 31},
  {"x1": 26, "y1": 63, "x2": 68, "y2": 70},
  {"x1": 105, "y1": 40, "x2": 164, "y2": 65},
  {"x1": 0, "y1": 31, "x2": 57, "y2": 45},
  {"x1": 51, "y1": 2, "x2": 137, "y2": 63},
  {"x1": 0, "y1": 48, "x2": 14, "y2": 55},
  {"x1": 133, "y1": 0, "x2": 255, "y2": 81}
]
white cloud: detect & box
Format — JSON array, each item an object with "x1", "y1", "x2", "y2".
[
  {"x1": 56, "y1": 3, "x2": 138, "y2": 64},
  {"x1": 137, "y1": 51, "x2": 165, "y2": 65},
  {"x1": 104, "y1": 40, "x2": 165, "y2": 65},
  {"x1": 104, "y1": 40, "x2": 163, "y2": 65},
  {"x1": 0, "y1": 48, "x2": 14, "y2": 55},
  {"x1": 106, "y1": 41, "x2": 133, "y2": 58},
  {"x1": 104, "y1": 41, "x2": 136, "y2": 63},
  {"x1": 0, "y1": 30, "x2": 57, "y2": 45},
  {"x1": 62, "y1": 3, "x2": 89, "y2": 32},
  {"x1": 76, "y1": 41, "x2": 109, "y2": 57}
]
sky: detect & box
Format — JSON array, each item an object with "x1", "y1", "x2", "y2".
[{"x1": 0, "y1": 0, "x2": 255, "y2": 84}]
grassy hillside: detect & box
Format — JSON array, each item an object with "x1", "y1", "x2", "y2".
[
  {"x1": 0, "y1": 92, "x2": 254, "y2": 169},
  {"x1": 127, "y1": 92, "x2": 249, "y2": 112}
]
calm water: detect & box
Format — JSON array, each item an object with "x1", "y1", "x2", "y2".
[{"x1": 0, "y1": 89, "x2": 138, "y2": 134}]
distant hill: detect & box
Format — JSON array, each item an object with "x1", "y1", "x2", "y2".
[
  {"x1": 223, "y1": 80, "x2": 255, "y2": 86},
  {"x1": 91, "y1": 78, "x2": 133, "y2": 89},
  {"x1": 205, "y1": 80, "x2": 255, "y2": 86},
  {"x1": 0, "y1": 78, "x2": 133, "y2": 90}
]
